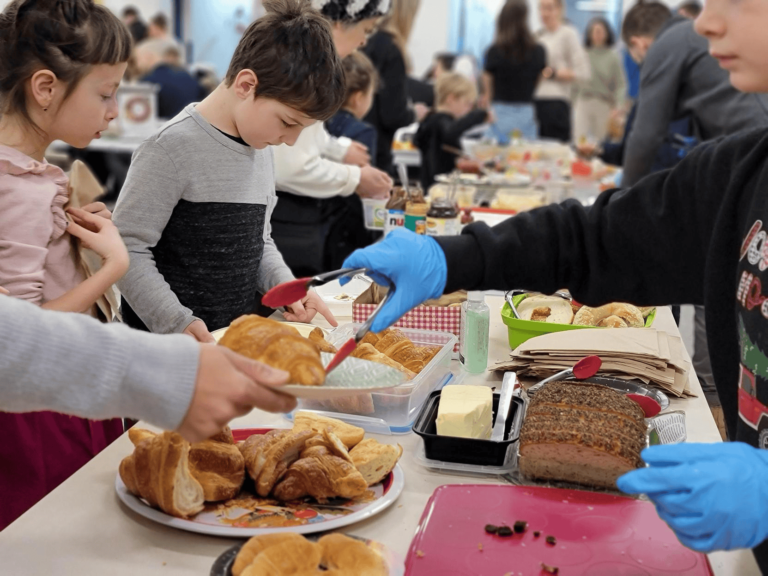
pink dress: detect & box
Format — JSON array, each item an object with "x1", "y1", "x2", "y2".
[{"x1": 0, "y1": 145, "x2": 123, "y2": 530}]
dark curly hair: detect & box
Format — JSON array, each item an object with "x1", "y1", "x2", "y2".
[
  {"x1": 0, "y1": 0, "x2": 132, "y2": 127},
  {"x1": 230, "y1": 0, "x2": 346, "y2": 121}
]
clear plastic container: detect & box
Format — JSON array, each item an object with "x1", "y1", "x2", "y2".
[
  {"x1": 361, "y1": 198, "x2": 388, "y2": 230},
  {"x1": 290, "y1": 325, "x2": 459, "y2": 434}
]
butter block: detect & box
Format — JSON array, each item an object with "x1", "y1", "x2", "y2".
[{"x1": 436, "y1": 385, "x2": 493, "y2": 439}]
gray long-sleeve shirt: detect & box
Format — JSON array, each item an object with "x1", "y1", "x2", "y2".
[
  {"x1": 114, "y1": 104, "x2": 294, "y2": 334},
  {"x1": 0, "y1": 295, "x2": 198, "y2": 430},
  {"x1": 623, "y1": 16, "x2": 768, "y2": 186}
]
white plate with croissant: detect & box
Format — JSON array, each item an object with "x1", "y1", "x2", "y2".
[
  {"x1": 116, "y1": 413, "x2": 405, "y2": 538},
  {"x1": 211, "y1": 316, "x2": 408, "y2": 399}
]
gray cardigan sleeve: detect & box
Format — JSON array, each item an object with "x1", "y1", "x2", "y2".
[
  {"x1": 622, "y1": 32, "x2": 688, "y2": 187},
  {"x1": 0, "y1": 296, "x2": 199, "y2": 431}
]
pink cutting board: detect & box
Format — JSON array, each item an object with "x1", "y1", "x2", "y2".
[{"x1": 405, "y1": 484, "x2": 713, "y2": 576}]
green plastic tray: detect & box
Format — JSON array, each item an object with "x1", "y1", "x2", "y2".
[{"x1": 501, "y1": 294, "x2": 657, "y2": 350}]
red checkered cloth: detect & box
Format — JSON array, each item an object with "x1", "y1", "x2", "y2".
[{"x1": 353, "y1": 303, "x2": 462, "y2": 353}]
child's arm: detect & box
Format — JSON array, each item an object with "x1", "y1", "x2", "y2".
[
  {"x1": 40, "y1": 209, "x2": 129, "y2": 313},
  {"x1": 113, "y1": 140, "x2": 196, "y2": 334},
  {"x1": 273, "y1": 126, "x2": 362, "y2": 199},
  {"x1": 443, "y1": 110, "x2": 491, "y2": 147}
]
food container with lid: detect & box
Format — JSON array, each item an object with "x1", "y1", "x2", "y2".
[
  {"x1": 361, "y1": 198, "x2": 387, "y2": 230},
  {"x1": 501, "y1": 293, "x2": 657, "y2": 350},
  {"x1": 290, "y1": 325, "x2": 458, "y2": 434},
  {"x1": 413, "y1": 389, "x2": 525, "y2": 467}
]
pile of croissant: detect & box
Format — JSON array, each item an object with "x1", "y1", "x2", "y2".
[
  {"x1": 118, "y1": 412, "x2": 402, "y2": 519},
  {"x1": 232, "y1": 533, "x2": 388, "y2": 576}
]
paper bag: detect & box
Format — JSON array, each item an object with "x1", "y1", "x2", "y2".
[{"x1": 66, "y1": 160, "x2": 121, "y2": 322}]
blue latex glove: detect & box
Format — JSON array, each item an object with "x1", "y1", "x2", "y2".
[
  {"x1": 617, "y1": 442, "x2": 768, "y2": 552},
  {"x1": 341, "y1": 228, "x2": 448, "y2": 333}
]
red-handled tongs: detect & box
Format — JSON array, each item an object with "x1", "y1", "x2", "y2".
[{"x1": 262, "y1": 269, "x2": 394, "y2": 374}]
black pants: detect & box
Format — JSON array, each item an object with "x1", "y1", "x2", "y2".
[
  {"x1": 535, "y1": 99, "x2": 571, "y2": 143},
  {"x1": 271, "y1": 192, "x2": 377, "y2": 278}
]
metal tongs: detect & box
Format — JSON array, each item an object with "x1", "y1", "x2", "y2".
[{"x1": 262, "y1": 269, "x2": 394, "y2": 374}]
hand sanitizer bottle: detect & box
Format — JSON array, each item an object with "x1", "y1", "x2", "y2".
[{"x1": 460, "y1": 291, "x2": 490, "y2": 373}]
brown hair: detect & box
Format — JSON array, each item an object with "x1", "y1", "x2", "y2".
[
  {"x1": 226, "y1": 0, "x2": 345, "y2": 121},
  {"x1": 0, "y1": 0, "x2": 132, "y2": 127},
  {"x1": 435, "y1": 72, "x2": 477, "y2": 106},
  {"x1": 622, "y1": 1, "x2": 672, "y2": 44},
  {"x1": 494, "y1": 0, "x2": 536, "y2": 62},
  {"x1": 149, "y1": 12, "x2": 168, "y2": 31},
  {"x1": 380, "y1": 0, "x2": 420, "y2": 71},
  {"x1": 342, "y1": 51, "x2": 379, "y2": 107}
]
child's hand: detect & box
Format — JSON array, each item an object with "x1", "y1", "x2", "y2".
[
  {"x1": 80, "y1": 202, "x2": 112, "y2": 220},
  {"x1": 343, "y1": 141, "x2": 371, "y2": 167},
  {"x1": 357, "y1": 166, "x2": 392, "y2": 199},
  {"x1": 66, "y1": 208, "x2": 129, "y2": 272},
  {"x1": 283, "y1": 290, "x2": 338, "y2": 327},
  {"x1": 0, "y1": 287, "x2": 8, "y2": 295},
  {"x1": 183, "y1": 319, "x2": 216, "y2": 343}
]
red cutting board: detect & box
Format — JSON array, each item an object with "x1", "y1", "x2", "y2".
[{"x1": 405, "y1": 484, "x2": 713, "y2": 576}]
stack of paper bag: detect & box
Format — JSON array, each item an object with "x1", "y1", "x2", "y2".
[{"x1": 493, "y1": 328, "x2": 693, "y2": 397}]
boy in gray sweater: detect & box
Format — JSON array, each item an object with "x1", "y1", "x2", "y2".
[{"x1": 114, "y1": 0, "x2": 343, "y2": 342}]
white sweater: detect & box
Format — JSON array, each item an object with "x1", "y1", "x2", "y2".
[
  {"x1": 535, "y1": 24, "x2": 591, "y2": 102},
  {"x1": 272, "y1": 122, "x2": 362, "y2": 198}
]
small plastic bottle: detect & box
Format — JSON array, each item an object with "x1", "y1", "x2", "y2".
[{"x1": 460, "y1": 291, "x2": 490, "y2": 373}]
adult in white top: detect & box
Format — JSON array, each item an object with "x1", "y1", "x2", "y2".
[
  {"x1": 270, "y1": 0, "x2": 393, "y2": 278},
  {"x1": 535, "y1": 0, "x2": 591, "y2": 142}
]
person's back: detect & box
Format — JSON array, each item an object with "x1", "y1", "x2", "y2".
[
  {"x1": 142, "y1": 64, "x2": 203, "y2": 119},
  {"x1": 623, "y1": 11, "x2": 768, "y2": 186}
]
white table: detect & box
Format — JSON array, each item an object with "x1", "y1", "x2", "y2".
[{"x1": 0, "y1": 298, "x2": 758, "y2": 574}]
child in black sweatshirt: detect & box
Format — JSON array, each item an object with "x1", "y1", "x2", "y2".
[
  {"x1": 414, "y1": 72, "x2": 489, "y2": 192},
  {"x1": 343, "y1": 0, "x2": 768, "y2": 569}
]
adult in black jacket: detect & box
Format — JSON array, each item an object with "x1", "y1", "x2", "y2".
[{"x1": 363, "y1": 0, "x2": 425, "y2": 172}]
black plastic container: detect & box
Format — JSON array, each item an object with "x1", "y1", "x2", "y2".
[{"x1": 413, "y1": 389, "x2": 525, "y2": 466}]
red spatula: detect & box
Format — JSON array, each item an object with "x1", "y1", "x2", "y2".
[
  {"x1": 262, "y1": 268, "x2": 368, "y2": 309},
  {"x1": 526, "y1": 355, "x2": 602, "y2": 397},
  {"x1": 627, "y1": 393, "x2": 662, "y2": 417}
]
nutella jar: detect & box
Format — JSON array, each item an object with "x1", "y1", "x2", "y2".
[
  {"x1": 384, "y1": 187, "x2": 407, "y2": 235},
  {"x1": 426, "y1": 199, "x2": 460, "y2": 236}
]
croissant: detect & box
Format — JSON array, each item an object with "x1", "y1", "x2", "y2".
[
  {"x1": 233, "y1": 533, "x2": 310, "y2": 576},
  {"x1": 241, "y1": 538, "x2": 323, "y2": 576},
  {"x1": 374, "y1": 329, "x2": 439, "y2": 374},
  {"x1": 315, "y1": 394, "x2": 376, "y2": 416},
  {"x1": 189, "y1": 428, "x2": 245, "y2": 502},
  {"x1": 238, "y1": 429, "x2": 314, "y2": 497},
  {"x1": 219, "y1": 315, "x2": 325, "y2": 386},
  {"x1": 351, "y1": 343, "x2": 416, "y2": 380},
  {"x1": 292, "y1": 412, "x2": 365, "y2": 449},
  {"x1": 119, "y1": 430, "x2": 204, "y2": 518},
  {"x1": 309, "y1": 327, "x2": 338, "y2": 354},
  {"x1": 318, "y1": 533, "x2": 388, "y2": 576},
  {"x1": 272, "y1": 445, "x2": 368, "y2": 502},
  {"x1": 349, "y1": 438, "x2": 403, "y2": 486}
]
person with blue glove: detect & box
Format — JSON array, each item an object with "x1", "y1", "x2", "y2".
[
  {"x1": 342, "y1": 0, "x2": 768, "y2": 568},
  {"x1": 617, "y1": 443, "x2": 768, "y2": 553}
]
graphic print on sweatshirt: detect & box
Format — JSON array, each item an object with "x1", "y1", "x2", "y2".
[{"x1": 737, "y1": 219, "x2": 768, "y2": 448}]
